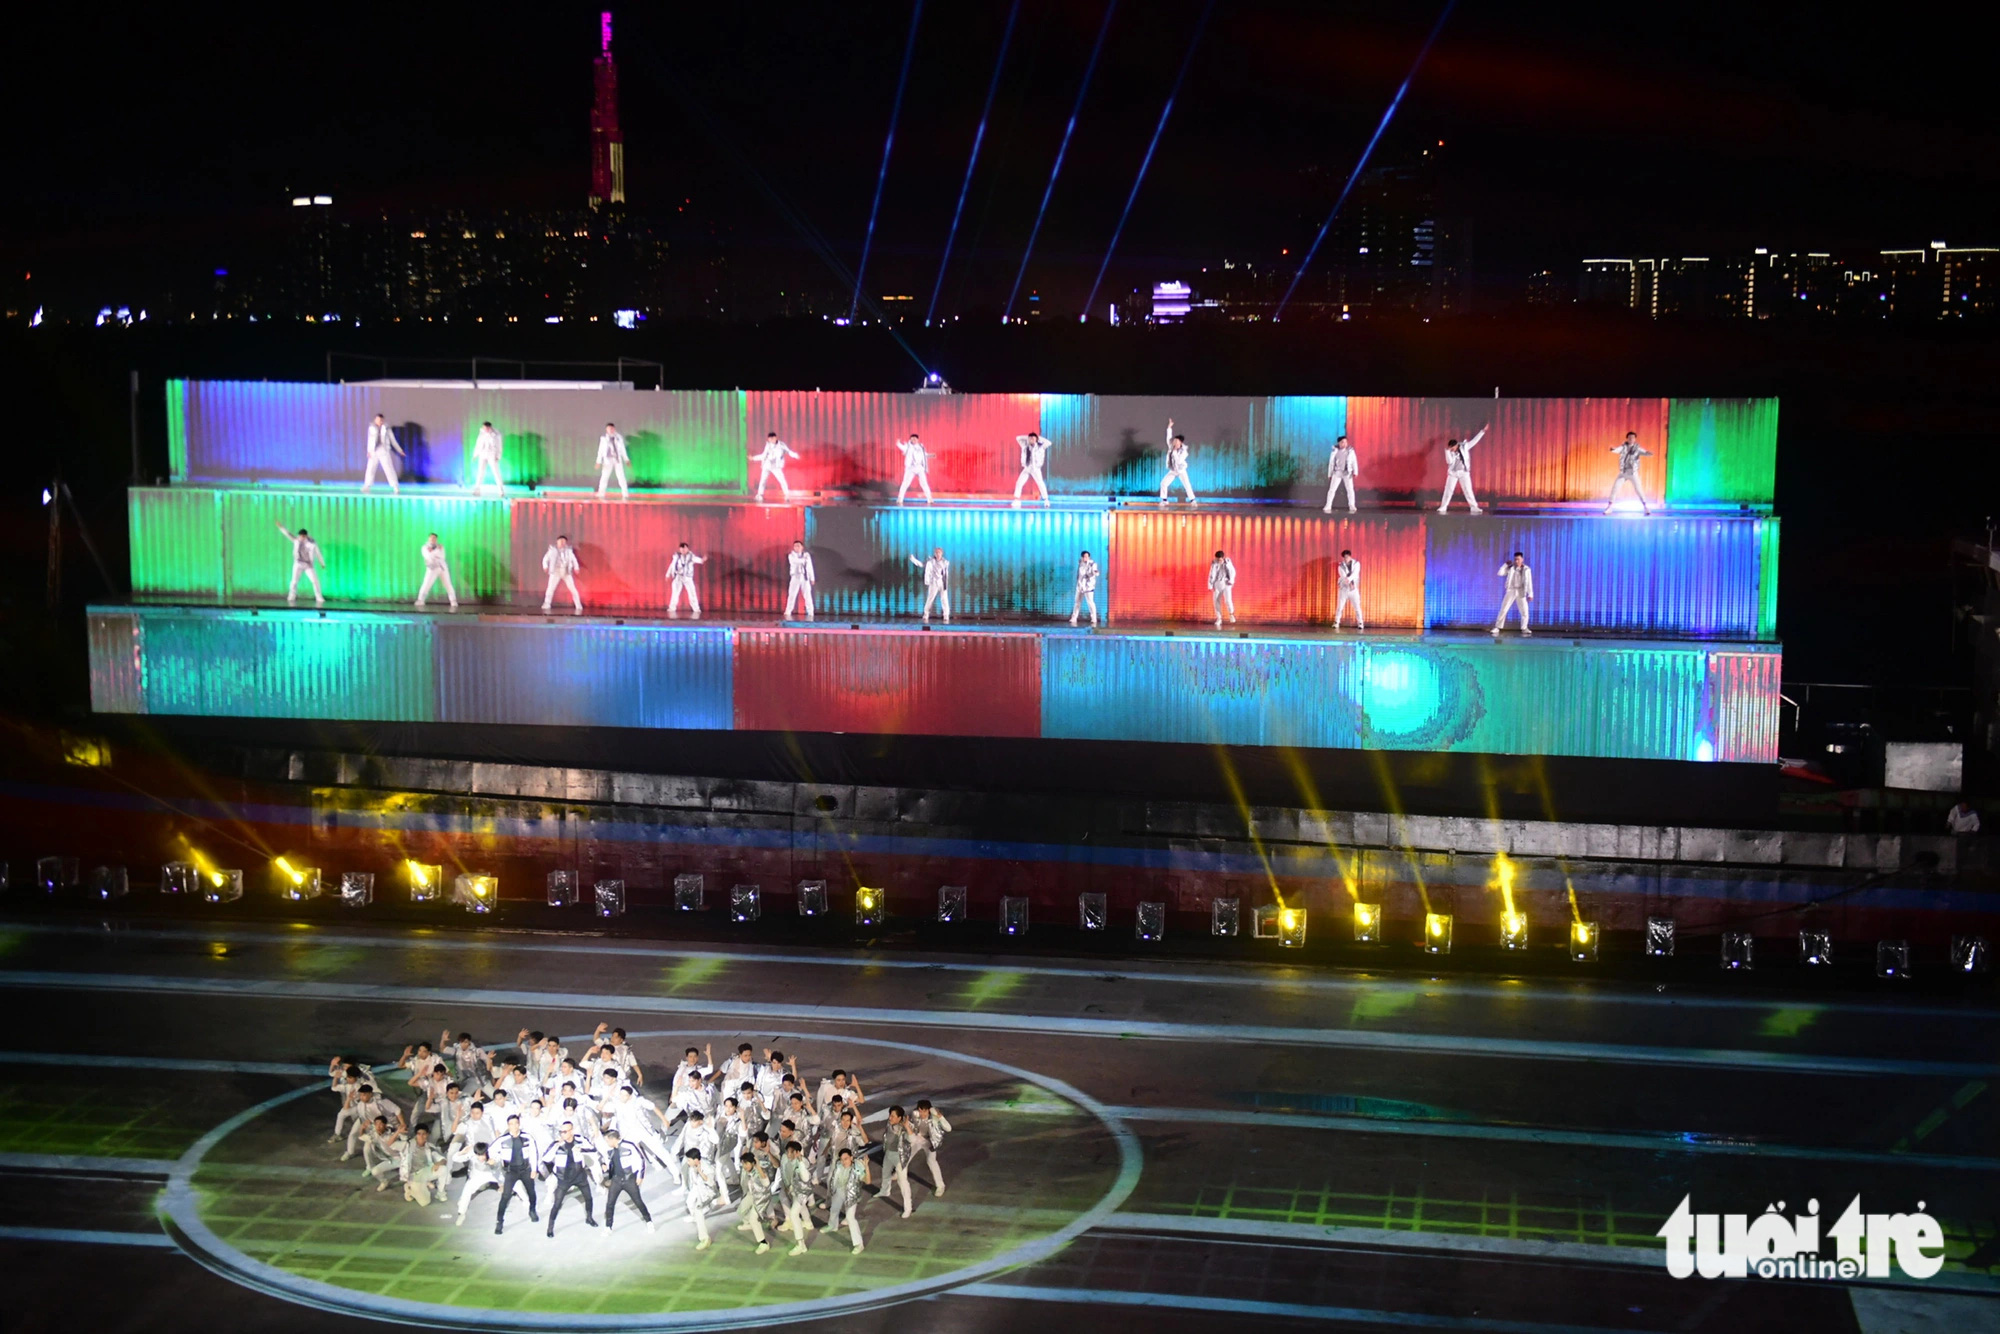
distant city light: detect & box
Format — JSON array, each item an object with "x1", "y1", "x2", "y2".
[
  {"x1": 612, "y1": 309, "x2": 641, "y2": 329},
  {"x1": 544, "y1": 315, "x2": 562, "y2": 324},
  {"x1": 1151, "y1": 281, "x2": 1191, "y2": 323},
  {"x1": 213, "y1": 269, "x2": 228, "y2": 277},
  {"x1": 29, "y1": 306, "x2": 42, "y2": 327},
  {"x1": 313, "y1": 195, "x2": 332, "y2": 205},
  {"x1": 291, "y1": 197, "x2": 311, "y2": 207}
]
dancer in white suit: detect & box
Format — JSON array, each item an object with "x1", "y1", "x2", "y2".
[
  {"x1": 471, "y1": 422, "x2": 505, "y2": 494},
  {"x1": 1159, "y1": 419, "x2": 1197, "y2": 503},
  {"x1": 542, "y1": 536, "x2": 582, "y2": 614},
  {"x1": 1208, "y1": 550, "x2": 1237, "y2": 628},
  {"x1": 596, "y1": 423, "x2": 629, "y2": 499},
  {"x1": 910, "y1": 548, "x2": 951, "y2": 623},
  {"x1": 1013, "y1": 432, "x2": 1051, "y2": 506},
  {"x1": 666, "y1": 543, "x2": 706, "y2": 618},
  {"x1": 415, "y1": 534, "x2": 458, "y2": 610},
  {"x1": 1070, "y1": 550, "x2": 1100, "y2": 627},
  {"x1": 362, "y1": 414, "x2": 405, "y2": 493},
  {"x1": 1605, "y1": 431, "x2": 1653, "y2": 515},
  {"x1": 1334, "y1": 549, "x2": 1363, "y2": 630},
  {"x1": 785, "y1": 541, "x2": 816, "y2": 620},
  {"x1": 1324, "y1": 435, "x2": 1359, "y2": 513},
  {"x1": 895, "y1": 434, "x2": 933, "y2": 504},
  {"x1": 1437, "y1": 426, "x2": 1487, "y2": 514},
  {"x1": 277, "y1": 523, "x2": 325, "y2": 606},
  {"x1": 1492, "y1": 551, "x2": 1534, "y2": 636},
  {"x1": 753, "y1": 433, "x2": 799, "y2": 502}
]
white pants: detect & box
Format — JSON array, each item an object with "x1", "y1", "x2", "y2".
[
  {"x1": 756, "y1": 463, "x2": 790, "y2": 501},
  {"x1": 688, "y1": 1196, "x2": 713, "y2": 1244},
  {"x1": 913, "y1": 1147, "x2": 944, "y2": 1193},
  {"x1": 456, "y1": 1179, "x2": 498, "y2": 1222},
  {"x1": 883, "y1": 1156, "x2": 914, "y2": 1216},
  {"x1": 922, "y1": 587, "x2": 950, "y2": 621},
  {"x1": 1013, "y1": 465, "x2": 1047, "y2": 503},
  {"x1": 1439, "y1": 473, "x2": 1479, "y2": 512},
  {"x1": 288, "y1": 563, "x2": 323, "y2": 603},
  {"x1": 363, "y1": 450, "x2": 400, "y2": 492},
  {"x1": 1071, "y1": 588, "x2": 1097, "y2": 626},
  {"x1": 1607, "y1": 475, "x2": 1649, "y2": 512},
  {"x1": 1335, "y1": 588, "x2": 1363, "y2": 628},
  {"x1": 783, "y1": 1194, "x2": 814, "y2": 1244},
  {"x1": 1325, "y1": 474, "x2": 1356, "y2": 512},
  {"x1": 1495, "y1": 592, "x2": 1530, "y2": 631},
  {"x1": 543, "y1": 572, "x2": 581, "y2": 611},
  {"x1": 1161, "y1": 466, "x2": 1196, "y2": 501},
  {"x1": 597, "y1": 459, "x2": 628, "y2": 498},
  {"x1": 669, "y1": 576, "x2": 701, "y2": 616},
  {"x1": 1212, "y1": 587, "x2": 1235, "y2": 625},
  {"x1": 417, "y1": 568, "x2": 457, "y2": 608},
  {"x1": 472, "y1": 457, "x2": 505, "y2": 492},
  {"x1": 898, "y1": 466, "x2": 932, "y2": 503},
  {"x1": 786, "y1": 576, "x2": 815, "y2": 619},
  {"x1": 835, "y1": 1200, "x2": 864, "y2": 1248}
]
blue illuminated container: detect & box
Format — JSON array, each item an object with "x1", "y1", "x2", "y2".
[
  {"x1": 434, "y1": 622, "x2": 732, "y2": 730},
  {"x1": 130, "y1": 610, "x2": 436, "y2": 721},
  {"x1": 803, "y1": 504, "x2": 1110, "y2": 619},
  {"x1": 1037, "y1": 395, "x2": 1346, "y2": 499},
  {"x1": 1422, "y1": 514, "x2": 1776, "y2": 638}
]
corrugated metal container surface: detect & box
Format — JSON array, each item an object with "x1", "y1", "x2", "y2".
[
  {"x1": 435, "y1": 622, "x2": 732, "y2": 729},
  {"x1": 803, "y1": 504, "x2": 1111, "y2": 618},
  {"x1": 1422, "y1": 514, "x2": 1771, "y2": 638},
  {"x1": 174, "y1": 381, "x2": 746, "y2": 491},
  {"x1": 1037, "y1": 395, "x2": 1267, "y2": 496},
  {"x1": 511, "y1": 500, "x2": 804, "y2": 613},
  {"x1": 213, "y1": 490, "x2": 513, "y2": 603},
  {"x1": 1109, "y1": 510, "x2": 1424, "y2": 626},
  {"x1": 744, "y1": 391, "x2": 1041, "y2": 496},
  {"x1": 136, "y1": 611, "x2": 435, "y2": 721},
  {"x1": 87, "y1": 611, "x2": 145, "y2": 713},
  {"x1": 1256, "y1": 396, "x2": 1352, "y2": 503},
  {"x1": 1707, "y1": 649, "x2": 1783, "y2": 762},
  {"x1": 129, "y1": 488, "x2": 224, "y2": 598},
  {"x1": 1343, "y1": 398, "x2": 1669, "y2": 503},
  {"x1": 735, "y1": 630, "x2": 1042, "y2": 737},
  {"x1": 1666, "y1": 398, "x2": 1779, "y2": 506},
  {"x1": 1563, "y1": 398, "x2": 1671, "y2": 505},
  {"x1": 1042, "y1": 635, "x2": 1721, "y2": 760}
]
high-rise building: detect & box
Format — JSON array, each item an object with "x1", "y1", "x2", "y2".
[{"x1": 590, "y1": 12, "x2": 626, "y2": 209}]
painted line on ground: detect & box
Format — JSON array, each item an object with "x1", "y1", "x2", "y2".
[
  {"x1": 0, "y1": 1225, "x2": 174, "y2": 1248},
  {"x1": 954, "y1": 1281, "x2": 1644, "y2": 1333},
  {"x1": 0, "y1": 1151, "x2": 177, "y2": 1177},
  {"x1": 1104, "y1": 1106, "x2": 2000, "y2": 1171},
  {"x1": 1, "y1": 969, "x2": 1990, "y2": 1078},
  {"x1": 1, "y1": 1049, "x2": 320, "y2": 1078},
  {"x1": 7, "y1": 918, "x2": 1992, "y2": 1021}
]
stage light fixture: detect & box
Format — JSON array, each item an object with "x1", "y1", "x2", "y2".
[
  {"x1": 89, "y1": 865, "x2": 129, "y2": 901},
  {"x1": 937, "y1": 884, "x2": 966, "y2": 924},
  {"x1": 36, "y1": 856, "x2": 78, "y2": 893},
  {"x1": 1136, "y1": 900, "x2": 1165, "y2": 942},
  {"x1": 273, "y1": 858, "x2": 321, "y2": 902},
  {"x1": 1951, "y1": 934, "x2": 1989, "y2": 974},
  {"x1": 1278, "y1": 907, "x2": 1308, "y2": 949},
  {"x1": 593, "y1": 879, "x2": 626, "y2": 918},
  {"x1": 406, "y1": 861, "x2": 443, "y2": 903},
  {"x1": 1500, "y1": 911, "x2": 1529, "y2": 950},
  {"x1": 161, "y1": 861, "x2": 199, "y2": 896},
  {"x1": 1078, "y1": 892, "x2": 1107, "y2": 931},
  {"x1": 1353, "y1": 901, "x2": 1382, "y2": 944},
  {"x1": 546, "y1": 871, "x2": 578, "y2": 908},
  {"x1": 729, "y1": 884, "x2": 762, "y2": 923},
  {"x1": 1423, "y1": 912, "x2": 1453, "y2": 955},
  {"x1": 855, "y1": 886, "x2": 884, "y2": 927},
  {"x1": 1211, "y1": 897, "x2": 1240, "y2": 937},
  {"x1": 1645, "y1": 915, "x2": 1676, "y2": 957},
  {"x1": 1876, "y1": 939, "x2": 1911, "y2": 980},
  {"x1": 339, "y1": 871, "x2": 374, "y2": 907},
  {"x1": 1721, "y1": 931, "x2": 1754, "y2": 971},
  {"x1": 797, "y1": 880, "x2": 828, "y2": 917},
  {"x1": 1569, "y1": 920, "x2": 1600, "y2": 962},
  {"x1": 673, "y1": 873, "x2": 705, "y2": 912},
  {"x1": 452, "y1": 873, "x2": 497, "y2": 914},
  {"x1": 203, "y1": 869, "x2": 243, "y2": 903},
  {"x1": 1000, "y1": 895, "x2": 1029, "y2": 937},
  {"x1": 1798, "y1": 929, "x2": 1833, "y2": 967}
]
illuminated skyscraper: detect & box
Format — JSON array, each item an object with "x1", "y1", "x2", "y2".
[{"x1": 590, "y1": 12, "x2": 625, "y2": 208}]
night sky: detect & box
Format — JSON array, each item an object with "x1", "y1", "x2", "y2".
[{"x1": 7, "y1": 1, "x2": 1996, "y2": 309}]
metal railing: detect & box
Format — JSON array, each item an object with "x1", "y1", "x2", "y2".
[{"x1": 326, "y1": 353, "x2": 668, "y2": 387}]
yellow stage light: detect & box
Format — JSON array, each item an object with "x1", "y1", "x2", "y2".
[
  {"x1": 1424, "y1": 911, "x2": 1453, "y2": 954},
  {"x1": 1353, "y1": 901, "x2": 1381, "y2": 944},
  {"x1": 1501, "y1": 911, "x2": 1529, "y2": 950},
  {"x1": 1569, "y1": 920, "x2": 1600, "y2": 962}
]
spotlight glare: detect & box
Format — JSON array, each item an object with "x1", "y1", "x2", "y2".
[
  {"x1": 1501, "y1": 911, "x2": 1529, "y2": 950},
  {"x1": 1278, "y1": 907, "x2": 1308, "y2": 949},
  {"x1": 1424, "y1": 911, "x2": 1453, "y2": 955},
  {"x1": 855, "y1": 886, "x2": 885, "y2": 927},
  {"x1": 1353, "y1": 901, "x2": 1382, "y2": 944},
  {"x1": 1569, "y1": 920, "x2": 1600, "y2": 962}
]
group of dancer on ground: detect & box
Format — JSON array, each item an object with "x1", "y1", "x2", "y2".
[
  {"x1": 327, "y1": 1023, "x2": 952, "y2": 1254},
  {"x1": 281, "y1": 418, "x2": 1648, "y2": 634}
]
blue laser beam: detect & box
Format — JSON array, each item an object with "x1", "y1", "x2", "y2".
[
  {"x1": 852, "y1": 0, "x2": 927, "y2": 322},
  {"x1": 1002, "y1": 0, "x2": 1119, "y2": 324},
  {"x1": 1275, "y1": 0, "x2": 1457, "y2": 321},
  {"x1": 926, "y1": 0, "x2": 1021, "y2": 327},
  {"x1": 1080, "y1": 0, "x2": 1214, "y2": 320}
]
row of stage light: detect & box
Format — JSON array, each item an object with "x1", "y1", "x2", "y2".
[{"x1": 17, "y1": 853, "x2": 1992, "y2": 976}]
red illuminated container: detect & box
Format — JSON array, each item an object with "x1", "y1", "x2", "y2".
[
  {"x1": 1109, "y1": 510, "x2": 1425, "y2": 626},
  {"x1": 744, "y1": 391, "x2": 1042, "y2": 496},
  {"x1": 1343, "y1": 397, "x2": 1669, "y2": 504},
  {"x1": 734, "y1": 629, "x2": 1042, "y2": 737},
  {"x1": 510, "y1": 500, "x2": 804, "y2": 612}
]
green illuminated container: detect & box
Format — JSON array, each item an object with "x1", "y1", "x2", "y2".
[{"x1": 1666, "y1": 398, "x2": 1778, "y2": 507}]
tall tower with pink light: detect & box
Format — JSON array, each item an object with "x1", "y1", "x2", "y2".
[{"x1": 589, "y1": 11, "x2": 625, "y2": 208}]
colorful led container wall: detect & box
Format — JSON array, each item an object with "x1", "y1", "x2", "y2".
[
  {"x1": 804, "y1": 504, "x2": 1110, "y2": 619},
  {"x1": 1037, "y1": 395, "x2": 1336, "y2": 498},
  {"x1": 434, "y1": 622, "x2": 732, "y2": 730},
  {"x1": 205, "y1": 489, "x2": 512, "y2": 604},
  {"x1": 1341, "y1": 397, "x2": 1669, "y2": 504},
  {"x1": 1422, "y1": 514, "x2": 1774, "y2": 638},
  {"x1": 509, "y1": 500, "x2": 804, "y2": 614},
  {"x1": 744, "y1": 391, "x2": 1041, "y2": 495},
  {"x1": 734, "y1": 629, "x2": 1042, "y2": 737},
  {"x1": 1666, "y1": 398, "x2": 1778, "y2": 506},
  {"x1": 1110, "y1": 510, "x2": 1424, "y2": 627},
  {"x1": 131, "y1": 611, "x2": 436, "y2": 722}
]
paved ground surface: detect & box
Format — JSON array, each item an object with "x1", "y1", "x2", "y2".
[{"x1": 1, "y1": 915, "x2": 1996, "y2": 1333}]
